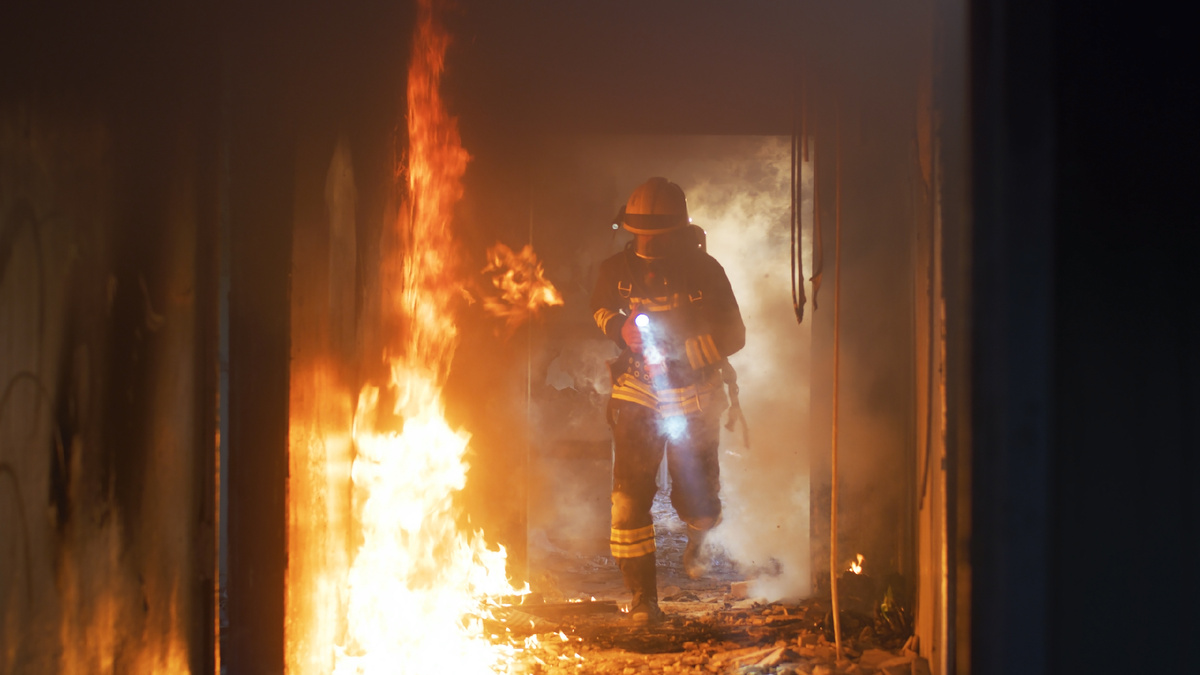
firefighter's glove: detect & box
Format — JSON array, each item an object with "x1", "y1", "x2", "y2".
[{"x1": 621, "y1": 313, "x2": 644, "y2": 354}]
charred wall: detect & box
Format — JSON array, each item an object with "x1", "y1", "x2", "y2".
[
  {"x1": 1, "y1": 0, "x2": 417, "y2": 671},
  {"x1": 9, "y1": 1, "x2": 1191, "y2": 674},
  {"x1": 804, "y1": 20, "x2": 930, "y2": 595},
  {"x1": 0, "y1": 2, "x2": 219, "y2": 671},
  {"x1": 232, "y1": 2, "x2": 414, "y2": 673}
]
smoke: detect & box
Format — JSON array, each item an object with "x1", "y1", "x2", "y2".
[
  {"x1": 543, "y1": 338, "x2": 614, "y2": 396},
  {"x1": 525, "y1": 135, "x2": 814, "y2": 599},
  {"x1": 683, "y1": 137, "x2": 814, "y2": 601}
]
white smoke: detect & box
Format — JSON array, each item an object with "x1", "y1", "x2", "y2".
[
  {"x1": 527, "y1": 135, "x2": 815, "y2": 598},
  {"x1": 683, "y1": 136, "x2": 815, "y2": 601}
]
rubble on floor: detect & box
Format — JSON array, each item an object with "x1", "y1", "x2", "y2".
[
  {"x1": 506, "y1": 493, "x2": 924, "y2": 674},
  {"x1": 493, "y1": 593, "x2": 929, "y2": 674}
]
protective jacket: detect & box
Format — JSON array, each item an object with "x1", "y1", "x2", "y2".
[{"x1": 591, "y1": 243, "x2": 746, "y2": 416}]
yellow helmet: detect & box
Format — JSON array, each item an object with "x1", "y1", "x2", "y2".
[{"x1": 622, "y1": 177, "x2": 689, "y2": 235}]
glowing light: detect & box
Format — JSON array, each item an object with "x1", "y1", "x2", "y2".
[
  {"x1": 634, "y1": 313, "x2": 650, "y2": 328},
  {"x1": 849, "y1": 553, "x2": 864, "y2": 575},
  {"x1": 661, "y1": 415, "x2": 688, "y2": 441}
]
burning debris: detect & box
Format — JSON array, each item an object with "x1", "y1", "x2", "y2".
[{"x1": 482, "y1": 242, "x2": 564, "y2": 331}]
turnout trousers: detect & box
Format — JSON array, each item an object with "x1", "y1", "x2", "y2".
[{"x1": 608, "y1": 399, "x2": 723, "y2": 608}]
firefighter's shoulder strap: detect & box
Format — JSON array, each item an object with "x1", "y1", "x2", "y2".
[
  {"x1": 618, "y1": 245, "x2": 709, "y2": 306},
  {"x1": 618, "y1": 245, "x2": 647, "y2": 300}
]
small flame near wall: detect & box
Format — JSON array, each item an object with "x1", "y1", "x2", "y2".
[{"x1": 849, "y1": 553, "x2": 864, "y2": 575}]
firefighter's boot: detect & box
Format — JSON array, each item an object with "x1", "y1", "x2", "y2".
[
  {"x1": 683, "y1": 524, "x2": 711, "y2": 580},
  {"x1": 620, "y1": 553, "x2": 664, "y2": 626}
]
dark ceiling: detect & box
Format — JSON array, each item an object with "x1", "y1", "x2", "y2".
[{"x1": 444, "y1": 0, "x2": 932, "y2": 138}]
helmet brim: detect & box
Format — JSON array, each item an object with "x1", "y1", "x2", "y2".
[{"x1": 622, "y1": 212, "x2": 688, "y2": 234}]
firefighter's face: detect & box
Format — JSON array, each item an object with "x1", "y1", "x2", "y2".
[{"x1": 633, "y1": 229, "x2": 685, "y2": 259}]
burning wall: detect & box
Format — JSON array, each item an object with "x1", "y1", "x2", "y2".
[{"x1": 285, "y1": 1, "x2": 561, "y2": 671}]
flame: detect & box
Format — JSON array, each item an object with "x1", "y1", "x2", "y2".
[
  {"x1": 482, "y1": 243, "x2": 563, "y2": 330},
  {"x1": 386, "y1": 0, "x2": 470, "y2": 381},
  {"x1": 334, "y1": 375, "x2": 516, "y2": 674},
  {"x1": 849, "y1": 553, "x2": 864, "y2": 575},
  {"x1": 331, "y1": 0, "x2": 530, "y2": 672}
]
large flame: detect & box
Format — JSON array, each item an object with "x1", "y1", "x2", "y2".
[
  {"x1": 331, "y1": 0, "x2": 542, "y2": 672},
  {"x1": 334, "y1": 374, "x2": 516, "y2": 674}
]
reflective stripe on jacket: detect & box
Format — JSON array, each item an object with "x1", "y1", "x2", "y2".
[{"x1": 590, "y1": 244, "x2": 745, "y2": 413}]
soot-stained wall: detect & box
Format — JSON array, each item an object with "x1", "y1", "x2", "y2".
[{"x1": 0, "y1": 3, "x2": 219, "y2": 672}]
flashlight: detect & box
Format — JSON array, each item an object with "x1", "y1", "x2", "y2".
[{"x1": 632, "y1": 313, "x2": 664, "y2": 365}]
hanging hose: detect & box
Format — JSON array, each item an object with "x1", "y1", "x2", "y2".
[
  {"x1": 829, "y1": 102, "x2": 844, "y2": 662},
  {"x1": 810, "y1": 113, "x2": 824, "y2": 311},
  {"x1": 791, "y1": 82, "x2": 806, "y2": 325}
]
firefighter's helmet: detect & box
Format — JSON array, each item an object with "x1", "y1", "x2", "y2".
[{"x1": 622, "y1": 177, "x2": 689, "y2": 235}]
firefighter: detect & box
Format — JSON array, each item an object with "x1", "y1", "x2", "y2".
[{"x1": 591, "y1": 177, "x2": 746, "y2": 625}]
